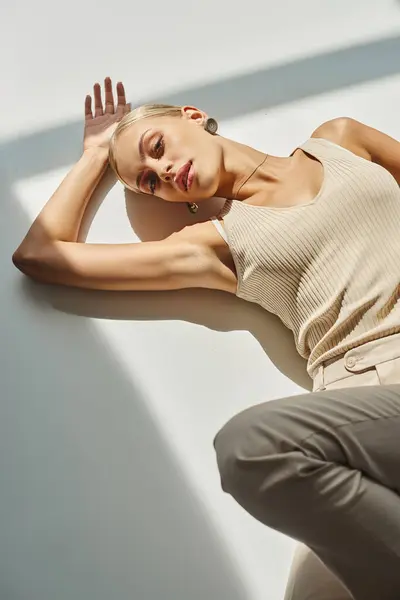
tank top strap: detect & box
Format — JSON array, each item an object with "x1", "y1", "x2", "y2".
[
  {"x1": 210, "y1": 217, "x2": 229, "y2": 244},
  {"x1": 298, "y1": 137, "x2": 360, "y2": 164}
]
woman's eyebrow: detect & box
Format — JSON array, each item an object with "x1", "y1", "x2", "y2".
[
  {"x1": 138, "y1": 128, "x2": 151, "y2": 162},
  {"x1": 135, "y1": 129, "x2": 151, "y2": 189}
]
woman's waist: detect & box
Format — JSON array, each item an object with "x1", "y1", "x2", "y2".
[{"x1": 312, "y1": 331, "x2": 400, "y2": 391}]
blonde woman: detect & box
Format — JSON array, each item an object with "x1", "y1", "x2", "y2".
[{"x1": 13, "y1": 78, "x2": 400, "y2": 600}]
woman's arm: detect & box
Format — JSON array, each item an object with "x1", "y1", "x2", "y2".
[
  {"x1": 12, "y1": 78, "x2": 215, "y2": 291},
  {"x1": 14, "y1": 78, "x2": 126, "y2": 250},
  {"x1": 345, "y1": 118, "x2": 400, "y2": 185},
  {"x1": 14, "y1": 147, "x2": 109, "y2": 250},
  {"x1": 12, "y1": 235, "x2": 213, "y2": 291}
]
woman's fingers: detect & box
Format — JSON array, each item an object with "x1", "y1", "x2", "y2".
[
  {"x1": 104, "y1": 77, "x2": 114, "y2": 114},
  {"x1": 93, "y1": 83, "x2": 103, "y2": 117},
  {"x1": 116, "y1": 82, "x2": 127, "y2": 116},
  {"x1": 86, "y1": 79, "x2": 129, "y2": 120},
  {"x1": 84, "y1": 95, "x2": 93, "y2": 120}
]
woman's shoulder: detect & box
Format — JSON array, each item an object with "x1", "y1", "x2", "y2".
[
  {"x1": 311, "y1": 117, "x2": 350, "y2": 144},
  {"x1": 310, "y1": 117, "x2": 371, "y2": 161}
]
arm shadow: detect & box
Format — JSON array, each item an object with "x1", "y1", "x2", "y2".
[{"x1": 21, "y1": 278, "x2": 312, "y2": 391}]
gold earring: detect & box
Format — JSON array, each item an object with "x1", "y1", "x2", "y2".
[
  {"x1": 187, "y1": 202, "x2": 198, "y2": 214},
  {"x1": 204, "y1": 117, "x2": 218, "y2": 135}
]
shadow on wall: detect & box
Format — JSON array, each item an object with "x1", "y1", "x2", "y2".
[
  {"x1": 3, "y1": 33, "x2": 400, "y2": 600},
  {"x1": 2, "y1": 188, "x2": 251, "y2": 600},
  {"x1": 2, "y1": 33, "x2": 400, "y2": 180}
]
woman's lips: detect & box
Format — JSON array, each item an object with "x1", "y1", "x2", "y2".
[
  {"x1": 175, "y1": 161, "x2": 193, "y2": 192},
  {"x1": 186, "y1": 163, "x2": 194, "y2": 191}
]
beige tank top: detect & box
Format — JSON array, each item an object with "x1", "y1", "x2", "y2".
[{"x1": 214, "y1": 137, "x2": 400, "y2": 379}]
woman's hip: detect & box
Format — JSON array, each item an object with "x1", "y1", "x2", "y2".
[{"x1": 313, "y1": 332, "x2": 400, "y2": 392}]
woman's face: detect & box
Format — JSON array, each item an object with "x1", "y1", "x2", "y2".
[{"x1": 113, "y1": 108, "x2": 223, "y2": 203}]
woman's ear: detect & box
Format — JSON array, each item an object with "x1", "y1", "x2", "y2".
[{"x1": 180, "y1": 105, "x2": 207, "y2": 125}]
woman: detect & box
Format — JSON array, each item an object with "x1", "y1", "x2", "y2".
[{"x1": 13, "y1": 78, "x2": 400, "y2": 599}]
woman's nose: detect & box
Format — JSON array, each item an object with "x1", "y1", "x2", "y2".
[{"x1": 159, "y1": 161, "x2": 174, "y2": 183}]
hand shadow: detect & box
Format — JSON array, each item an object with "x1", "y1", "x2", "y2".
[{"x1": 29, "y1": 172, "x2": 312, "y2": 392}]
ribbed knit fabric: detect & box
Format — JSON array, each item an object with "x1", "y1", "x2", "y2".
[{"x1": 219, "y1": 137, "x2": 400, "y2": 379}]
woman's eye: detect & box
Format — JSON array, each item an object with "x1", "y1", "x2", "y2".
[
  {"x1": 146, "y1": 172, "x2": 158, "y2": 195},
  {"x1": 153, "y1": 136, "x2": 164, "y2": 157}
]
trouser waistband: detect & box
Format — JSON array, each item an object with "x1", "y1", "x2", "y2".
[{"x1": 312, "y1": 333, "x2": 400, "y2": 391}]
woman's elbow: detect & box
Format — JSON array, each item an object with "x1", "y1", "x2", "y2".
[{"x1": 12, "y1": 244, "x2": 44, "y2": 279}]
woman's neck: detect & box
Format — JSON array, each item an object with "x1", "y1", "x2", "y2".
[{"x1": 215, "y1": 136, "x2": 288, "y2": 200}]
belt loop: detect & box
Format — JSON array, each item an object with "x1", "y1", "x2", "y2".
[
  {"x1": 320, "y1": 364, "x2": 326, "y2": 391},
  {"x1": 314, "y1": 363, "x2": 326, "y2": 392}
]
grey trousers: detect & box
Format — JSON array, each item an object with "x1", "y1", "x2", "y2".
[{"x1": 214, "y1": 383, "x2": 400, "y2": 600}]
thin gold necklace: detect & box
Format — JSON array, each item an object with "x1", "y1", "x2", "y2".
[{"x1": 234, "y1": 154, "x2": 268, "y2": 200}]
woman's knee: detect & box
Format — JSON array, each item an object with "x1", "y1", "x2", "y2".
[
  {"x1": 212, "y1": 398, "x2": 314, "y2": 519},
  {"x1": 213, "y1": 402, "x2": 277, "y2": 496},
  {"x1": 213, "y1": 410, "x2": 246, "y2": 493}
]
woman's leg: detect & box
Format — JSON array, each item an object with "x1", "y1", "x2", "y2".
[
  {"x1": 285, "y1": 366, "x2": 384, "y2": 600},
  {"x1": 213, "y1": 384, "x2": 400, "y2": 600},
  {"x1": 283, "y1": 543, "x2": 352, "y2": 600}
]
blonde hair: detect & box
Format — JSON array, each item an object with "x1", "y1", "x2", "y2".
[{"x1": 108, "y1": 103, "x2": 182, "y2": 189}]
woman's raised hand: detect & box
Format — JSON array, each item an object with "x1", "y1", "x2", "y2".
[{"x1": 83, "y1": 77, "x2": 131, "y2": 152}]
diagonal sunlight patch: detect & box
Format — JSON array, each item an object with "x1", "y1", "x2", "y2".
[{"x1": 10, "y1": 69, "x2": 400, "y2": 600}]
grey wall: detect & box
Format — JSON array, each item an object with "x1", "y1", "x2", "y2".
[{"x1": 2, "y1": 2, "x2": 400, "y2": 598}]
